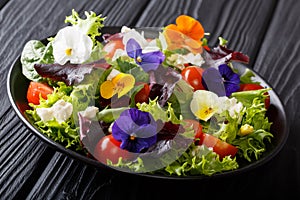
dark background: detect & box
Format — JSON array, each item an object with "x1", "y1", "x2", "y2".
[{"x1": 1, "y1": 0, "x2": 299, "y2": 199}]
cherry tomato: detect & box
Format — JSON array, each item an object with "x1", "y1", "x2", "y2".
[
  {"x1": 199, "y1": 133, "x2": 238, "y2": 159},
  {"x1": 134, "y1": 83, "x2": 150, "y2": 104},
  {"x1": 239, "y1": 83, "x2": 270, "y2": 109},
  {"x1": 27, "y1": 81, "x2": 54, "y2": 105},
  {"x1": 181, "y1": 66, "x2": 205, "y2": 91},
  {"x1": 103, "y1": 39, "x2": 124, "y2": 59},
  {"x1": 183, "y1": 119, "x2": 203, "y2": 144},
  {"x1": 93, "y1": 134, "x2": 130, "y2": 164}
]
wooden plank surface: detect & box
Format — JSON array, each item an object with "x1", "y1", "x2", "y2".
[{"x1": 1, "y1": 0, "x2": 299, "y2": 199}]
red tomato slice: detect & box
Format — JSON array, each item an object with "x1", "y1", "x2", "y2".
[
  {"x1": 239, "y1": 83, "x2": 270, "y2": 109},
  {"x1": 181, "y1": 66, "x2": 205, "y2": 91},
  {"x1": 103, "y1": 39, "x2": 124, "y2": 59},
  {"x1": 93, "y1": 134, "x2": 131, "y2": 164},
  {"x1": 199, "y1": 133, "x2": 238, "y2": 159},
  {"x1": 134, "y1": 83, "x2": 150, "y2": 104},
  {"x1": 27, "y1": 81, "x2": 54, "y2": 105}
]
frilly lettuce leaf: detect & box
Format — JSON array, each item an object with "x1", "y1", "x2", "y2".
[
  {"x1": 232, "y1": 129, "x2": 273, "y2": 162},
  {"x1": 25, "y1": 82, "x2": 82, "y2": 150},
  {"x1": 231, "y1": 90, "x2": 273, "y2": 161},
  {"x1": 65, "y1": 9, "x2": 106, "y2": 46},
  {"x1": 162, "y1": 144, "x2": 239, "y2": 176},
  {"x1": 106, "y1": 129, "x2": 238, "y2": 176},
  {"x1": 137, "y1": 98, "x2": 181, "y2": 124}
]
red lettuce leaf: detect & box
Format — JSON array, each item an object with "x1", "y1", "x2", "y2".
[
  {"x1": 203, "y1": 45, "x2": 249, "y2": 68},
  {"x1": 34, "y1": 59, "x2": 111, "y2": 86}
]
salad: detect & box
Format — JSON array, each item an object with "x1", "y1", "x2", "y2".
[{"x1": 21, "y1": 9, "x2": 273, "y2": 176}]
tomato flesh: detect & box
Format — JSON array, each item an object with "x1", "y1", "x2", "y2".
[
  {"x1": 199, "y1": 133, "x2": 238, "y2": 159},
  {"x1": 181, "y1": 66, "x2": 205, "y2": 91},
  {"x1": 239, "y1": 83, "x2": 270, "y2": 109},
  {"x1": 93, "y1": 134, "x2": 130, "y2": 164},
  {"x1": 27, "y1": 81, "x2": 54, "y2": 105}
]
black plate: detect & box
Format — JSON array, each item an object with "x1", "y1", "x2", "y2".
[{"x1": 6, "y1": 27, "x2": 289, "y2": 180}]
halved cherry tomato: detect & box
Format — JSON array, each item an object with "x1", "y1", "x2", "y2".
[
  {"x1": 93, "y1": 134, "x2": 131, "y2": 164},
  {"x1": 239, "y1": 83, "x2": 270, "y2": 109},
  {"x1": 199, "y1": 133, "x2": 238, "y2": 159},
  {"x1": 181, "y1": 66, "x2": 205, "y2": 91},
  {"x1": 27, "y1": 81, "x2": 54, "y2": 105},
  {"x1": 134, "y1": 83, "x2": 150, "y2": 104},
  {"x1": 183, "y1": 119, "x2": 203, "y2": 144},
  {"x1": 103, "y1": 39, "x2": 124, "y2": 59}
]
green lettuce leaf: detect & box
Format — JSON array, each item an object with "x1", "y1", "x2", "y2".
[
  {"x1": 137, "y1": 98, "x2": 181, "y2": 124},
  {"x1": 231, "y1": 90, "x2": 273, "y2": 161},
  {"x1": 21, "y1": 40, "x2": 54, "y2": 81},
  {"x1": 161, "y1": 144, "x2": 239, "y2": 176}
]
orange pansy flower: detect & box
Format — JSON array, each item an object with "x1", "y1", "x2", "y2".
[{"x1": 164, "y1": 15, "x2": 205, "y2": 54}]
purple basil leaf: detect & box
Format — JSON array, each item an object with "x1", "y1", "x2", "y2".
[{"x1": 202, "y1": 67, "x2": 226, "y2": 96}]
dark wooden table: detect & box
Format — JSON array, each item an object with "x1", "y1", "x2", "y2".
[{"x1": 1, "y1": 0, "x2": 299, "y2": 199}]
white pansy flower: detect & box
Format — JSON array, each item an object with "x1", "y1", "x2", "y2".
[
  {"x1": 159, "y1": 32, "x2": 168, "y2": 51},
  {"x1": 217, "y1": 96, "x2": 244, "y2": 119},
  {"x1": 52, "y1": 26, "x2": 93, "y2": 65},
  {"x1": 167, "y1": 53, "x2": 205, "y2": 70},
  {"x1": 123, "y1": 28, "x2": 160, "y2": 52},
  {"x1": 190, "y1": 90, "x2": 220, "y2": 121},
  {"x1": 121, "y1": 26, "x2": 132, "y2": 33},
  {"x1": 112, "y1": 27, "x2": 160, "y2": 61}
]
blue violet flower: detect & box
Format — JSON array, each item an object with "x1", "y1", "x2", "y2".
[
  {"x1": 126, "y1": 38, "x2": 165, "y2": 72},
  {"x1": 202, "y1": 64, "x2": 240, "y2": 97},
  {"x1": 112, "y1": 108, "x2": 157, "y2": 153}
]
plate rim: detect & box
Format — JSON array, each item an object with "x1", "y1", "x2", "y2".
[{"x1": 6, "y1": 26, "x2": 290, "y2": 180}]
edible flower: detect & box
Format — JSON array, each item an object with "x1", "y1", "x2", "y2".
[
  {"x1": 167, "y1": 52, "x2": 205, "y2": 70},
  {"x1": 100, "y1": 69, "x2": 135, "y2": 99},
  {"x1": 202, "y1": 64, "x2": 240, "y2": 97},
  {"x1": 218, "y1": 64, "x2": 240, "y2": 96},
  {"x1": 164, "y1": 15, "x2": 204, "y2": 54},
  {"x1": 112, "y1": 108, "x2": 157, "y2": 153},
  {"x1": 190, "y1": 90, "x2": 221, "y2": 121},
  {"x1": 52, "y1": 26, "x2": 93, "y2": 65},
  {"x1": 126, "y1": 38, "x2": 165, "y2": 72},
  {"x1": 165, "y1": 15, "x2": 204, "y2": 41}
]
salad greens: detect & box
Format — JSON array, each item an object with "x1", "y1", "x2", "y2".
[{"x1": 21, "y1": 10, "x2": 273, "y2": 176}]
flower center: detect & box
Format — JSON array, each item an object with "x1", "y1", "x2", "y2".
[
  {"x1": 136, "y1": 56, "x2": 142, "y2": 63},
  {"x1": 204, "y1": 107, "x2": 213, "y2": 115},
  {"x1": 65, "y1": 48, "x2": 72, "y2": 56},
  {"x1": 129, "y1": 135, "x2": 136, "y2": 140}
]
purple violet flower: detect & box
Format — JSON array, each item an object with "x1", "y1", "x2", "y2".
[
  {"x1": 126, "y1": 38, "x2": 165, "y2": 72},
  {"x1": 202, "y1": 64, "x2": 240, "y2": 97},
  {"x1": 112, "y1": 108, "x2": 157, "y2": 153}
]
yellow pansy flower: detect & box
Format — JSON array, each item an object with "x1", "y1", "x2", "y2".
[{"x1": 100, "y1": 70, "x2": 135, "y2": 99}]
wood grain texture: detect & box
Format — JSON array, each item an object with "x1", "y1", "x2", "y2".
[
  {"x1": 0, "y1": 0, "x2": 150, "y2": 199},
  {"x1": 253, "y1": 0, "x2": 300, "y2": 193},
  {"x1": 1, "y1": 0, "x2": 300, "y2": 199}
]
